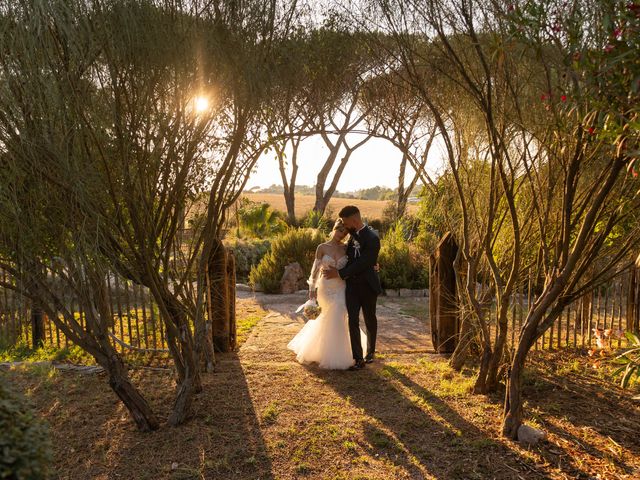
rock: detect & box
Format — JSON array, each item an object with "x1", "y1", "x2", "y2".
[
  {"x1": 517, "y1": 424, "x2": 547, "y2": 446},
  {"x1": 384, "y1": 289, "x2": 400, "y2": 297},
  {"x1": 236, "y1": 283, "x2": 252, "y2": 292},
  {"x1": 398, "y1": 288, "x2": 413, "y2": 297},
  {"x1": 280, "y1": 262, "x2": 304, "y2": 294}
]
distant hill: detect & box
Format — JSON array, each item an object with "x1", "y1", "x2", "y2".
[{"x1": 246, "y1": 184, "x2": 421, "y2": 201}]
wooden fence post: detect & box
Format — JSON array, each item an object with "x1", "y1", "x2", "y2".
[
  {"x1": 429, "y1": 232, "x2": 459, "y2": 354},
  {"x1": 31, "y1": 303, "x2": 45, "y2": 349},
  {"x1": 208, "y1": 239, "x2": 237, "y2": 353}
]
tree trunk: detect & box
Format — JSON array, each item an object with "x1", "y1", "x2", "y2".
[
  {"x1": 450, "y1": 315, "x2": 474, "y2": 371},
  {"x1": 159, "y1": 290, "x2": 202, "y2": 424},
  {"x1": 227, "y1": 251, "x2": 237, "y2": 350},
  {"x1": 106, "y1": 354, "x2": 160, "y2": 431},
  {"x1": 502, "y1": 351, "x2": 524, "y2": 439},
  {"x1": 485, "y1": 303, "x2": 510, "y2": 391},
  {"x1": 628, "y1": 253, "x2": 640, "y2": 334},
  {"x1": 473, "y1": 344, "x2": 493, "y2": 394},
  {"x1": 168, "y1": 366, "x2": 197, "y2": 427},
  {"x1": 284, "y1": 187, "x2": 296, "y2": 225},
  {"x1": 502, "y1": 322, "x2": 537, "y2": 438}
]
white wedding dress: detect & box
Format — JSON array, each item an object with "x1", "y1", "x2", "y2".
[{"x1": 287, "y1": 254, "x2": 367, "y2": 369}]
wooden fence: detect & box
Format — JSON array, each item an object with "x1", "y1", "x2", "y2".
[
  {"x1": 0, "y1": 265, "x2": 637, "y2": 353},
  {"x1": 0, "y1": 270, "x2": 168, "y2": 352}
]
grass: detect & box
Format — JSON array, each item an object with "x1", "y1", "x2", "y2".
[
  {"x1": 236, "y1": 297, "x2": 268, "y2": 348},
  {"x1": 0, "y1": 341, "x2": 94, "y2": 364},
  {"x1": 4, "y1": 296, "x2": 640, "y2": 480}
]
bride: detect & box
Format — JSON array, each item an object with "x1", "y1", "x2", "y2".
[{"x1": 287, "y1": 218, "x2": 367, "y2": 369}]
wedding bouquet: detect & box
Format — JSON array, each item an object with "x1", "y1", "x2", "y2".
[{"x1": 295, "y1": 299, "x2": 321, "y2": 319}]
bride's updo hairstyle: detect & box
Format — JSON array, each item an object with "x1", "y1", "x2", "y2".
[{"x1": 330, "y1": 218, "x2": 349, "y2": 241}]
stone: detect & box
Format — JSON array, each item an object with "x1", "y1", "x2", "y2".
[
  {"x1": 280, "y1": 262, "x2": 304, "y2": 294},
  {"x1": 236, "y1": 283, "x2": 252, "y2": 292},
  {"x1": 517, "y1": 424, "x2": 547, "y2": 446},
  {"x1": 399, "y1": 288, "x2": 413, "y2": 297},
  {"x1": 384, "y1": 289, "x2": 400, "y2": 297}
]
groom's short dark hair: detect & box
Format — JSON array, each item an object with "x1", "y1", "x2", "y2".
[{"x1": 339, "y1": 205, "x2": 360, "y2": 218}]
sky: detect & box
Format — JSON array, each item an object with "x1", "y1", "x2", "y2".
[{"x1": 246, "y1": 134, "x2": 445, "y2": 193}]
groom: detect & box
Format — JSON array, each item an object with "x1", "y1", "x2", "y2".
[{"x1": 323, "y1": 205, "x2": 382, "y2": 370}]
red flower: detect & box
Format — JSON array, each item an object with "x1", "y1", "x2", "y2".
[
  {"x1": 613, "y1": 27, "x2": 623, "y2": 38},
  {"x1": 541, "y1": 93, "x2": 547, "y2": 101},
  {"x1": 588, "y1": 127, "x2": 595, "y2": 135},
  {"x1": 507, "y1": 4, "x2": 514, "y2": 12},
  {"x1": 604, "y1": 44, "x2": 615, "y2": 53},
  {"x1": 561, "y1": 95, "x2": 567, "y2": 102}
]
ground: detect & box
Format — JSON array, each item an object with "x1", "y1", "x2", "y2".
[{"x1": 3, "y1": 293, "x2": 640, "y2": 480}]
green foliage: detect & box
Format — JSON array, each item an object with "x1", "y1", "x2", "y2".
[
  {"x1": 612, "y1": 332, "x2": 640, "y2": 389},
  {"x1": 0, "y1": 380, "x2": 51, "y2": 480},
  {"x1": 226, "y1": 237, "x2": 271, "y2": 282},
  {"x1": 379, "y1": 221, "x2": 429, "y2": 290},
  {"x1": 238, "y1": 200, "x2": 287, "y2": 238},
  {"x1": 249, "y1": 228, "x2": 325, "y2": 293},
  {"x1": 0, "y1": 341, "x2": 92, "y2": 365},
  {"x1": 301, "y1": 210, "x2": 332, "y2": 234}
]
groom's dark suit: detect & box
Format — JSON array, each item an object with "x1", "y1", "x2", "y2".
[{"x1": 339, "y1": 225, "x2": 382, "y2": 361}]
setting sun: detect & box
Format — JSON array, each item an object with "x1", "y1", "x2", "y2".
[{"x1": 194, "y1": 96, "x2": 209, "y2": 112}]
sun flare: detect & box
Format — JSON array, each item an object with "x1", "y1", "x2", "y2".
[{"x1": 194, "y1": 96, "x2": 209, "y2": 113}]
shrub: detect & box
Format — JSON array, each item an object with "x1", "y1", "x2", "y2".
[
  {"x1": 225, "y1": 237, "x2": 271, "y2": 282},
  {"x1": 302, "y1": 210, "x2": 333, "y2": 234},
  {"x1": 300, "y1": 207, "x2": 334, "y2": 235},
  {"x1": 0, "y1": 380, "x2": 51, "y2": 480},
  {"x1": 379, "y1": 221, "x2": 429, "y2": 290},
  {"x1": 237, "y1": 200, "x2": 287, "y2": 238},
  {"x1": 249, "y1": 228, "x2": 326, "y2": 293}
]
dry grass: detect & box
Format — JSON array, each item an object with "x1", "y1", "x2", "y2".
[
  {"x1": 242, "y1": 193, "x2": 418, "y2": 221},
  {"x1": 4, "y1": 296, "x2": 640, "y2": 480}
]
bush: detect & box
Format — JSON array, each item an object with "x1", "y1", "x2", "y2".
[
  {"x1": 379, "y1": 221, "x2": 429, "y2": 290},
  {"x1": 300, "y1": 206, "x2": 335, "y2": 235},
  {"x1": 249, "y1": 228, "x2": 326, "y2": 293},
  {"x1": 237, "y1": 200, "x2": 287, "y2": 238},
  {"x1": 0, "y1": 380, "x2": 51, "y2": 480},
  {"x1": 225, "y1": 237, "x2": 271, "y2": 282}
]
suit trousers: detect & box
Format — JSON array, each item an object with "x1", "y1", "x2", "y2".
[{"x1": 346, "y1": 280, "x2": 378, "y2": 361}]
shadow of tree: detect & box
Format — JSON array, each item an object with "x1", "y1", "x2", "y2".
[
  {"x1": 316, "y1": 362, "x2": 565, "y2": 479},
  {"x1": 8, "y1": 356, "x2": 275, "y2": 480},
  {"x1": 523, "y1": 370, "x2": 639, "y2": 475}
]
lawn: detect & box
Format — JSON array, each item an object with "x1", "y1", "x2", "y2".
[{"x1": 3, "y1": 295, "x2": 639, "y2": 480}]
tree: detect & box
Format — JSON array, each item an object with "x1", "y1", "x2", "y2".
[
  {"x1": 366, "y1": 0, "x2": 640, "y2": 439},
  {"x1": 0, "y1": 0, "x2": 300, "y2": 427},
  {"x1": 364, "y1": 70, "x2": 438, "y2": 218}
]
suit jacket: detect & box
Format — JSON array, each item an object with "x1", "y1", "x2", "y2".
[{"x1": 339, "y1": 225, "x2": 383, "y2": 295}]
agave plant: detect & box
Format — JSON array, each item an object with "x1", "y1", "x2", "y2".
[{"x1": 612, "y1": 332, "x2": 640, "y2": 390}]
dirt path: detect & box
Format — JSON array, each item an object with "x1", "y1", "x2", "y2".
[{"x1": 238, "y1": 291, "x2": 432, "y2": 363}]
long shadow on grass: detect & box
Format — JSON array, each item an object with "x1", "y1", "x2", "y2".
[
  {"x1": 523, "y1": 371, "x2": 639, "y2": 475},
  {"x1": 317, "y1": 361, "x2": 592, "y2": 480},
  {"x1": 105, "y1": 353, "x2": 274, "y2": 480}
]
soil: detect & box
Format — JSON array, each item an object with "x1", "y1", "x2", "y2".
[{"x1": 3, "y1": 291, "x2": 639, "y2": 479}]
